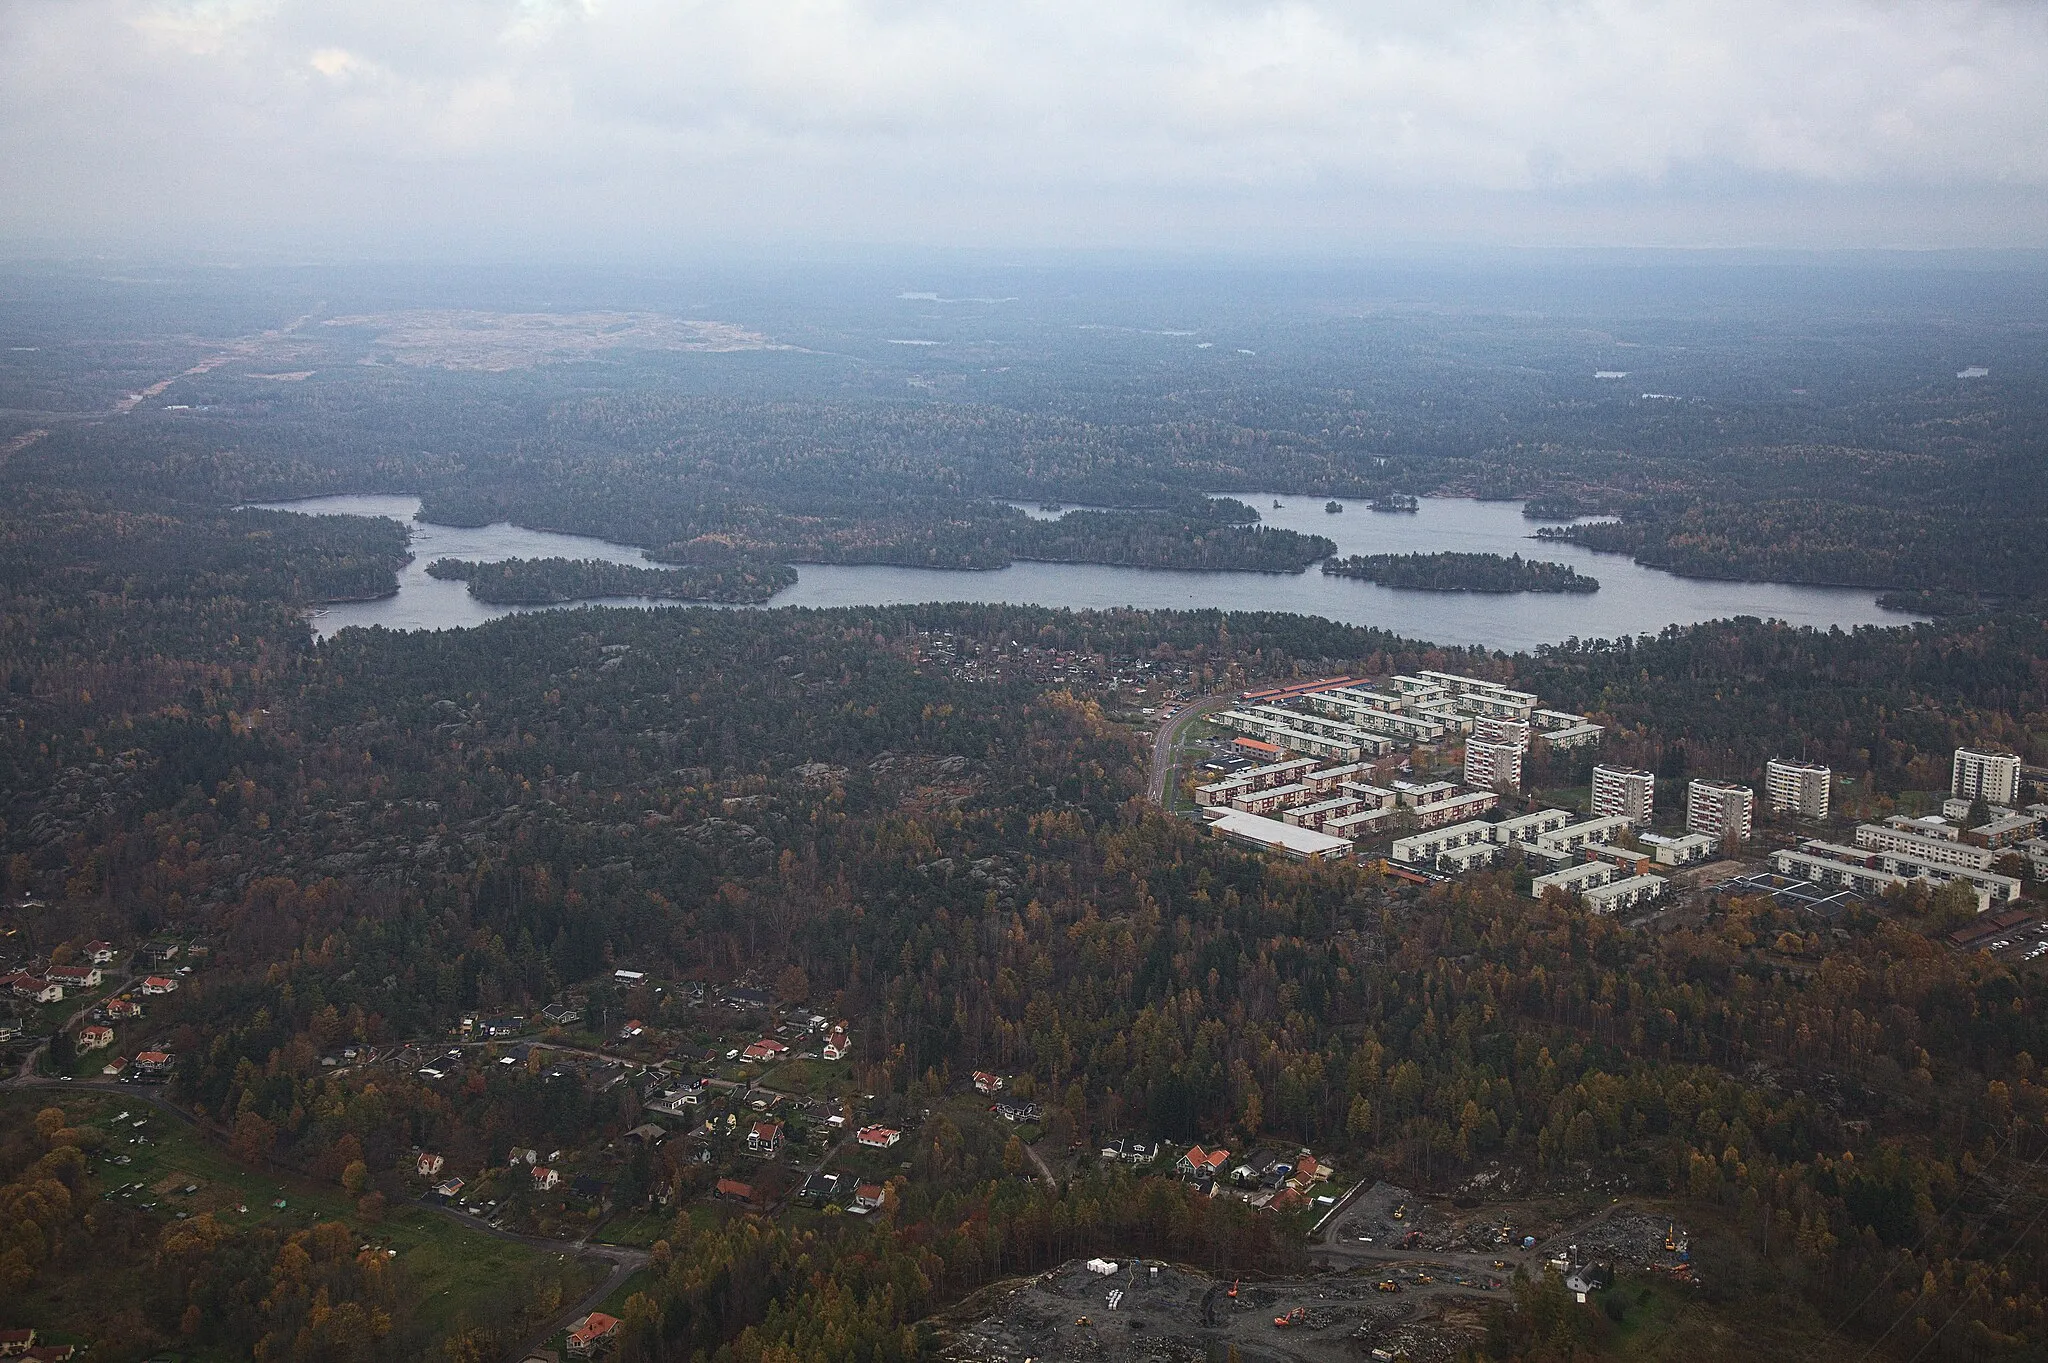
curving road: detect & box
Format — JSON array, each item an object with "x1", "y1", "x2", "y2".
[{"x1": 1145, "y1": 693, "x2": 1234, "y2": 805}]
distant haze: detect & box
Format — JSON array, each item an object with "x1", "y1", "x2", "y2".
[{"x1": 4, "y1": 0, "x2": 2048, "y2": 256}]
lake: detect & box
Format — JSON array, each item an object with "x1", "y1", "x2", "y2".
[{"x1": 254, "y1": 493, "x2": 1915, "y2": 651}]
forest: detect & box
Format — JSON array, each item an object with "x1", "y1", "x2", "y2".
[
  {"x1": 426, "y1": 556, "x2": 799, "y2": 605},
  {"x1": 3, "y1": 262, "x2": 2048, "y2": 1361},
  {"x1": 1323, "y1": 551, "x2": 1600, "y2": 593}
]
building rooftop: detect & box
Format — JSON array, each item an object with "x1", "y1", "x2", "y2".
[{"x1": 1203, "y1": 809, "x2": 1353, "y2": 859}]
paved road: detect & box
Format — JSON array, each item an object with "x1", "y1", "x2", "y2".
[{"x1": 1145, "y1": 693, "x2": 1234, "y2": 805}]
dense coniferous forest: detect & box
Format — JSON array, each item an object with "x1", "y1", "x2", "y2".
[
  {"x1": 3, "y1": 262, "x2": 2048, "y2": 1362},
  {"x1": 1323, "y1": 551, "x2": 1600, "y2": 593},
  {"x1": 426, "y1": 556, "x2": 799, "y2": 605}
]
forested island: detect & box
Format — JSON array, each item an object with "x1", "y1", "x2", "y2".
[
  {"x1": 425, "y1": 555, "x2": 797, "y2": 604},
  {"x1": 1011, "y1": 505, "x2": 1333, "y2": 572},
  {"x1": 1322, "y1": 550, "x2": 1599, "y2": 593}
]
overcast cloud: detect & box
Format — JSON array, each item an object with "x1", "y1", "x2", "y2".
[{"x1": 4, "y1": 0, "x2": 2047, "y2": 255}]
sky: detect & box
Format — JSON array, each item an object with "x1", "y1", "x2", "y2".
[{"x1": 4, "y1": 0, "x2": 2048, "y2": 257}]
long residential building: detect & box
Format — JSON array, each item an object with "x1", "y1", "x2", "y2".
[
  {"x1": 1284, "y1": 798, "x2": 1362, "y2": 830},
  {"x1": 1411, "y1": 790, "x2": 1500, "y2": 828},
  {"x1": 1640, "y1": 832, "x2": 1715, "y2": 866},
  {"x1": 1541, "y1": 722, "x2": 1607, "y2": 750},
  {"x1": 1583, "y1": 875, "x2": 1669, "y2": 915},
  {"x1": 1686, "y1": 780, "x2": 1754, "y2": 843},
  {"x1": 1392, "y1": 819, "x2": 1499, "y2": 865},
  {"x1": 1324, "y1": 807, "x2": 1395, "y2": 838},
  {"x1": 1533, "y1": 815, "x2": 1634, "y2": 855},
  {"x1": 1776, "y1": 840, "x2": 2019, "y2": 907},
  {"x1": 1852, "y1": 823, "x2": 1995, "y2": 871},
  {"x1": 1591, "y1": 765, "x2": 1656, "y2": 826},
  {"x1": 1230, "y1": 782, "x2": 1313, "y2": 815},
  {"x1": 1492, "y1": 808, "x2": 1575, "y2": 845},
  {"x1": 1437, "y1": 842, "x2": 1505, "y2": 873},
  {"x1": 1765, "y1": 758, "x2": 1832, "y2": 820},
  {"x1": 1953, "y1": 748, "x2": 2022, "y2": 806},
  {"x1": 1531, "y1": 860, "x2": 1617, "y2": 898}
]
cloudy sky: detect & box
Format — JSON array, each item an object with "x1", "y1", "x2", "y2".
[{"x1": 4, "y1": 0, "x2": 2047, "y2": 256}]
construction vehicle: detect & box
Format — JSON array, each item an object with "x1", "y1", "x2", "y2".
[
  {"x1": 1376, "y1": 1280, "x2": 1402, "y2": 1294},
  {"x1": 1274, "y1": 1307, "x2": 1307, "y2": 1328},
  {"x1": 1665, "y1": 1224, "x2": 1677, "y2": 1252},
  {"x1": 1402, "y1": 1228, "x2": 1423, "y2": 1249},
  {"x1": 1074, "y1": 1316, "x2": 1091, "y2": 1326},
  {"x1": 1228, "y1": 1279, "x2": 1239, "y2": 1299}
]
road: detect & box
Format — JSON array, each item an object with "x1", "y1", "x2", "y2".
[{"x1": 1145, "y1": 692, "x2": 1234, "y2": 805}]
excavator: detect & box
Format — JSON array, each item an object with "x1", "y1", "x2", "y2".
[
  {"x1": 1664, "y1": 1224, "x2": 1678, "y2": 1252},
  {"x1": 1273, "y1": 1307, "x2": 1307, "y2": 1328}
]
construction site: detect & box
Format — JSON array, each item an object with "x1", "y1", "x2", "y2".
[{"x1": 939, "y1": 1258, "x2": 1487, "y2": 1363}]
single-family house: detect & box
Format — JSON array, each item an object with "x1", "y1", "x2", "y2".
[
  {"x1": 1287, "y1": 1152, "x2": 1332, "y2": 1189},
  {"x1": 742, "y1": 1038, "x2": 789, "y2": 1063},
  {"x1": 107, "y1": 997, "x2": 142, "y2": 1019},
  {"x1": 991, "y1": 1101, "x2": 1042, "y2": 1125},
  {"x1": 856, "y1": 1125, "x2": 902, "y2": 1149},
  {"x1": 76, "y1": 1024, "x2": 114, "y2": 1052},
  {"x1": 565, "y1": 1311, "x2": 621, "y2": 1356},
  {"x1": 532, "y1": 1166, "x2": 561, "y2": 1191},
  {"x1": 853, "y1": 1182, "x2": 886, "y2": 1210},
  {"x1": 417, "y1": 1152, "x2": 445, "y2": 1178},
  {"x1": 1122, "y1": 1139, "x2": 1160, "y2": 1165},
  {"x1": 972, "y1": 1071, "x2": 1005, "y2": 1095},
  {"x1": 0, "y1": 1328, "x2": 36, "y2": 1355},
  {"x1": 747, "y1": 1119, "x2": 784, "y2": 1157},
  {"x1": 84, "y1": 941, "x2": 116, "y2": 964},
  {"x1": 4, "y1": 973, "x2": 62, "y2": 1003},
  {"x1": 141, "y1": 975, "x2": 178, "y2": 995},
  {"x1": 1176, "y1": 1145, "x2": 1231, "y2": 1181},
  {"x1": 48, "y1": 964, "x2": 100, "y2": 989},
  {"x1": 134, "y1": 1049, "x2": 173, "y2": 1073},
  {"x1": 715, "y1": 1177, "x2": 755, "y2": 1203},
  {"x1": 822, "y1": 1025, "x2": 851, "y2": 1061},
  {"x1": 101, "y1": 1056, "x2": 127, "y2": 1076},
  {"x1": 434, "y1": 1177, "x2": 465, "y2": 1199}
]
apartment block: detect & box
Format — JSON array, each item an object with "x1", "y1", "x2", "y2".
[
  {"x1": 1491, "y1": 808, "x2": 1574, "y2": 845},
  {"x1": 1765, "y1": 758, "x2": 1832, "y2": 820},
  {"x1": 1392, "y1": 820, "x2": 1498, "y2": 865},
  {"x1": 1685, "y1": 780, "x2": 1754, "y2": 844},
  {"x1": 1582, "y1": 875, "x2": 1669, "y2": 915},
  {"x1": 1952, "y1": 748, "x2": 2021, "y2": 807},
  {"x1": 1531, "y1": 860, "x2": 1617, "y2": 899},
  {"x1": 1463, "y1": 738, "x2": 1525, "y2": 792},
  {"x1": 1591, "y1": 765, "x2": 1656, "y2": 826},
  {"x1": 1472, "y1": 715, "x2": 1532, "y2": 747}
]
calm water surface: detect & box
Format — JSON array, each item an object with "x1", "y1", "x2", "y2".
[{"x1": 256, "y1": 493, "x2": 1915, "y2": 650}]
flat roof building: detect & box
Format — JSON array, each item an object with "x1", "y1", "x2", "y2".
[
  {"x1": 1463, "y1": 739, "x2": 1525, "y2": 793},
  {"x1": 1765, "y1": 759, "x2": 1832, "y2": 820},
  {"x1": 1686, "y1": 780, "x2": 1754, "y2": 844},
  {"x1": 1582, "y1": 874, "x2": 1669, "y2": 915},
  {"x1": 1591, "y1": 765, "x2": 1656, "y2": 826},
  {"x1": 1953, "y1": 748, "x2": 2021, "y2": 807},
  {"x1": 1204, "y1": 809, "x2": 1353, "y2": 861}
]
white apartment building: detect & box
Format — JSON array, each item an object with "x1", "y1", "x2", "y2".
[
  {"x1": 1953, "y1": 748, "x2": 2022, "y2": 807},
  {"x1": 1472, "y1": 715, "x2": 1533, "y2": 747},
  {"x1": 1392, "y1": 819, "x2": 1498, "y2": 865},
  {"x1": 1582, "y1": 875, "x2": 1668, "y2": 914},
  {"x1": 1765, "y1": 759, "x2": 1832, "y2": 820},
  {"x1": 1492, "y1": 808, "x2": 1575, "y2": 845},
  {"x1": 1640, "y1": 832, "x2": 1715, "y2": 866},
  {"x1": 1686, "y1": 780, "x2": 1754, "y2": 843},
  {"x1": 1531, "y1": 860, "x2": 1617, "y2": 898},
  {"x1": 1534, "y1": 815, "x2": 1634, "y2": 855},
  {"x1": 1464, "y1": 739, "x2": 1525, "y2": 792},
  {"x1": 1436, "y1": 842, "x2": 1505, "y2": 874},
  {"x1": 1591, "y1": 765, "x2": 1656, "y2": 826},
  {"x1": 1852, "y1": 823, "x2": 1994, "y2": 871}
]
